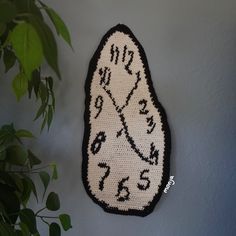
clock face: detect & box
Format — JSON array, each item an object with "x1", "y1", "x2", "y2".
[{"x1": 82, "y1": 24, "x2": 171, "y2": 217}]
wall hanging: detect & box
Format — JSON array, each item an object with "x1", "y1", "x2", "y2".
[{"x1": 82, "y1": 24, "x2": 171, "y2": 217}]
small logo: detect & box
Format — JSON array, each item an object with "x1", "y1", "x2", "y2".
[{"x1": 164, "y1": 176, "x2": 175, "y2": 193}]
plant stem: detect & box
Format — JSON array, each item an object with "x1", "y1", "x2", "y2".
[
  {"x1": 5, "y1": 170, "x2": 40, "y2": 174},
  {"x1": 40, "y1": 217, "x2": 50, "y2": 226},
  {"x1": 37, "y1": 215, "x2": 58, "y2": 219},
  {"x1": 31, "y1": 165, "x2": 50, "y2": 171},
  {"x1": 35, "y1": 207, "x2": 46, "y2": 216}
]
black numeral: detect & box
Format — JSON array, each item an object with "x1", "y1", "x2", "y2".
[
  {"x1": 115, "y1": 177, "x2": 130, "y2": 202},
  {"x1": 146, "y1": 116, "x2": 156, "y2": 134},
  {"x1": 110, "y1": 44, "x2": 134, "y2": 74},
  {"x1": 98, "y1": 162, "x2": 110, "y2": 191},
  {"x1": 99, "y1": 67, "x2": 111, "y2": 87},
  {"x1": 124, "y1": 50, "x2": 134, "y2": 75},
  {"x1": 94, "y1": 95, "x2": 103, "y2": 119},
  {"x1": 139, "y1": 99, "x2": 149, "y2": 115},
  {"x1": 122, "y1": 45, "x2": 127, "y2": 62},
  {"x1": 110, "y1": 44, "x2": 119, "y2": 64},
  {"x1": 139, "y1": 100, "x2": 156, "y2": 134},
  {"x1": 149, "y1": 142, "x2": 159, "y2": 165},
  {"x1": 91, "y1": 131, "x2": 106, "y2": 155},
  {"x1": 137, "y1": 170, "x2": 151, "y2": 190}
]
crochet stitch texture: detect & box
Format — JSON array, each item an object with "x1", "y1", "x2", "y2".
[{"x1": 82, "y1": 24, "x2": 171, "y2": 217}]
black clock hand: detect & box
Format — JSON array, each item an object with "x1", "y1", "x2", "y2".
[{"x1": 101, "y1": 71, "x2": 159, "y2": 165}]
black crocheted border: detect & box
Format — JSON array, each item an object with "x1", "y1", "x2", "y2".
[{"x1": 82, "y1": 24, "x2": 171, "y2": 217}]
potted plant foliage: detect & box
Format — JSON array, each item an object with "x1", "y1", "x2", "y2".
[{"x1": 0, "y1": 0, "x2": 72, "y2": 235}]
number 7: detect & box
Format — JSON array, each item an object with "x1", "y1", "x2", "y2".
[{"x1": 98, "y1": 162, "x2": 110, "y2": 191}]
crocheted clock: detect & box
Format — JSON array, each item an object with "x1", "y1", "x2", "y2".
[{"x1": 82, "y1": 24, "x2": 171, "y2": 217}]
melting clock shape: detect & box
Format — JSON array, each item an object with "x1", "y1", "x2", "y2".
[{"x1": 82, "y1": 24, "x2": 171, "y2": 217}]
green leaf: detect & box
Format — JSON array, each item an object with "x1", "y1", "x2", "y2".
[
  {"x1": 0, "y1": 183, "x2": 20, "y2": 224},
  {"x1": 15, "y1": 229, "x2": 23, "y2": 236},
  {"x1": 47, "y1": 105, "x2": 53, "y2": 130},
  {"x1": 19, "y1": 222, "x2": 30, "y2": 236},
  {"x1": 21, "y1": 178, "x2": 32, "y2": 207},
  {"x1": 52, "y1": 91, "x2": 56, "y2": 110},
  {"x1": 59, "y1": 214, "x2": 72, "y2": 231},
  {"x1": 10, "y1": 173, "x2": 24, "y2": 192},
  {"x1": 10, "y1": 22, "x2": 43, "y2": 77},
  {"x1": 3, "y1": 48, "x2": 16, "y2": 73},
  {"x1": 0, "y1": 22, "x2": 6, "y2": 36},
  {"x1": 28, "y1": 150, "x2": 42, "y2": 167},
  {"x1": 40, "y1": 113, "x2": 48, "y2": 132},
  {"x1": 46, "y1": 76, "x2": 53, "y2": 92},
  {"x1": 6, "y1": 145, "x2": 27, "y2": 166},
  {"x1": 22, "y1": 174, "x2": 38, "y2": 202},
  {"x1": 0, "y1": 222, "x2": 8, "y2": 235},
  {"x1": 28, "y1": 69, "x2": 41, "y2": 99},
  {"x1": 12, "y1": 73, "x2": 28, "y2": 101},
  {"x1": 15, "y1": 129, "x2": 34, "y2": 138},
  {"x1": 50, "y1": 162, "x2": 58, "y2": 180},
  {"x1": 28, "y1": 16, "x2": 61, "y2": 79},
  {"x1": 0, "y1": 222, "x2": 15, "y2": 236},
  {"x1": 40, "y1": 2, "x2": 72, "y2": 48},
  {"x1": 19, "y1": 208, "x2": 37, "y2": 234},
  {"x1": 39, "y1": 82, "x2": 48, "y2": 102},
  {"x1": 0, "y1": 123, "x2": 16, "y2": 145},
  {"x1": 49, "y1": 223, "x2": 61, "y2": 236},
  {"x1": 0, "y1": 201, "x2": 10, "y2": 222},
  {"x1": 0, "y1": 123, "x2": 15, "y2": 133},
  {"x1": 34, "y1": 103, "x2": 47, "y2": 121},
  {"x1": 33, "y1": 233, "x2": 40, "y2": 236},
  {"x1": 13, "y1": 0, "x2": 43, "y2": 20},
  {"x1": 0, "y1": 171, "x2": 18, "y2": 189},
  {"x1": 46, "y1": 192, "x2": 60, "y2": 211},
  {"x1": 0, "y1": 1, "x2": 17, "y2": 23},
  {"x1": 39, "y1": 171, "x2": 50, "y2": 199},
  {"x1": 0, "y1": 147, "x2": 6, "y2": 160}
]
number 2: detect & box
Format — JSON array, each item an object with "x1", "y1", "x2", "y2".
[{"x1": 139, "y1": 99, "x2": 149, "y2": 115}]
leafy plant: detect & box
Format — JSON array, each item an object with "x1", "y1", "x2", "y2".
[
  {"x1": 0, "y1": 0, "x2": 72, "y2": 131},
  {"x1": 0, "y1": 124, "x2": 72, "y2": 235},
  {"x1": 0, "y1": 0, "x2": 72, "y2": 235}
]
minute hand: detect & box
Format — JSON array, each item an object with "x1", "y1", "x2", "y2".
[{"x1": 101, "y1": 71, "x2": 159, "y2": 165}]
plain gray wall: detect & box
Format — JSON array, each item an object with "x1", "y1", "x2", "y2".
[{"x1": 0, "y1": 0, "x2": 236, "y2": 235}]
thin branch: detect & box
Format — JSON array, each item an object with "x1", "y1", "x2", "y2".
[
  {"x1": 37, "y1": 215, "x2": 58, "y2": 219},
  {"x1": 40, "y1": 217, "x2": 50, "y2": 226},
  {"x1": 35, "y1": 207, "x2": 46, "y2": 216},
  {"x1": 31, "y1": 165, "x2": 50, "y2": 171},
  {"x1": 5, "y1": 170, "x2": 40, "y2": 174}
]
